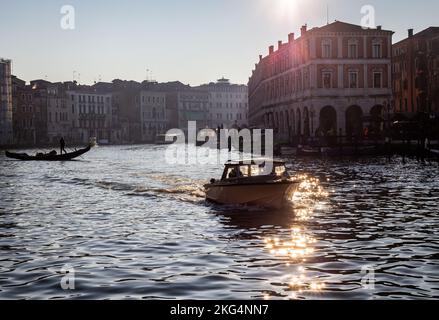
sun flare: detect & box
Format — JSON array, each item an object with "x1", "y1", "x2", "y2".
[{"x1": 275, "y1": 0, "x2": 300, "y2": 19}]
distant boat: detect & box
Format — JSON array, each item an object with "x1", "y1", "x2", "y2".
[
  {"x1": 155, "y1": 133, "x2": 182, "y2": 145},
  {"x1": 205, "y1": 159, "x2": 298, "y2": 209},
  {"x1": 5, "y1": 145, "x2": 91, "y2": 161},
  {"x1": 297, "y1": 146, "x2": 321, "y2": 156}
]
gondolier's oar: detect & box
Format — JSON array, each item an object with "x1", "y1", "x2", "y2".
[{"x1": 66, "y1": 147, "x2": 85, "y2": 160}]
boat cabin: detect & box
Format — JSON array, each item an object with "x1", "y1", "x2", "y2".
[{"x1": 220, "y1": 160, "x2": 289, "y2": 181}]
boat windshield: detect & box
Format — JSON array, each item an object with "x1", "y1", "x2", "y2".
[{"x1": 222, "y1": 163, "x2": 288, "y2": 180}]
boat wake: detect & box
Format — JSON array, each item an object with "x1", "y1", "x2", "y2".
[{"x1": 93, "y1": 174, "x2": 206, "y2": 205}]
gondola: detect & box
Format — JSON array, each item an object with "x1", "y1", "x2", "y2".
[{"x1": 5, "y1": 145, "x2": 92, "y2": 161}]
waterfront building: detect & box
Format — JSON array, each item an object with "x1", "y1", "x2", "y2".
[
  {"x1": 393, "y1": 27, "x2": 439, "y2": 117},
  {"x1": 11, "y1": 76, "x2": 36, "y2": 145},
  {"x1": 176, "y1": 89, "x2": 210, "y2": 133},
  {"x1": 0, "y1": 59, "x2": 13, "y2": 145},
  {"x1": 248, "y1": 21, "x2": 394, "y2": 142},
  {"x1": 138, "y1": 90, "x2": 167, "y2": 142},
  {"x1": 12, "y1": 78, "x2": 78, "y2": 146},
  {"x1": 154, "y1": 81, "x2": 192, "y2": 130},
  {"x1": 46, "y1": 82, "x2": 77, "y2": 144},
  {"x1": 68, "y1": 89, "x2": 113, "y2": 144},
  {"x1": 98, "y1": 80, "x2": 142, "y2": 144},
  {"x1": 13, "y1": 79, "x2": 51, "y2": 146},
  {"x1": 196, "y1": 78, "x2": 248, "y2": 129}
]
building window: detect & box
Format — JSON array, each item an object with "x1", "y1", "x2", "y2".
[
  {"x1": 322, "y1": 72, "x2": 332, "y2": 89},
  {"x1": 349, "y1": 71, "x2": 358, "y2": 88},
  {"x1": 348, "y1": 43, "x2": 358, "y2": 58},
  {"x1": 373, "y1": 72, "x2": 382, "y2": 88},
  {"x1": 372, "y1": 43, "x2": 382, "y2": 58},
  {"x1": 322, "y1": 40, "x2": 332, "y2": 58}
]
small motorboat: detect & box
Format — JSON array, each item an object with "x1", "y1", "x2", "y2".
[
  {"x1": 5, "y1": 145, "x2": 92, "y2": 161},
  {"x1": 205, "y1": 159, "x2": 298, "y2": 209},
  {"x1": 155, "y1": 133, "x2": 183, "y2": 145},
  {"x1": 297, "y1": 146, "x2": 321, "y2": 156}
]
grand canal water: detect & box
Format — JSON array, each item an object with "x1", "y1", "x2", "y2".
[{"x1": 0, "y1": 145, "x2": 438, "y2": 299}]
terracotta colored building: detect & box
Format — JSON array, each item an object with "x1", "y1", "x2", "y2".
[
  {"x1": 11, "y1": 78, "x2": 51, "y2": 146},
  {"x1": 248, "y1": 21, "x2": 394, "y2": 141},
  {"x1": 392, "y1": 27, "x2": 439, "y2": 116}
]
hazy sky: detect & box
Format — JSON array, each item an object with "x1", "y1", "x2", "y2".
[{"x1": 1, "y1": 0, "x2": 438, "y2": 85}]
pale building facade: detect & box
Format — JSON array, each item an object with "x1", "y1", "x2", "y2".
[
  {"x1": 68, "y1": 91, "x2": 113, "y2": 144},
  {"x1": 248, "y1": 21, "x2": 394, "y2": 141},
  {"x1": 197, "y1": 78, "x2": 248, "y2": 129},
  {"x1": 177, "y1": 90, "x2": 209, "y2": 133},
  {"x1": 0, "y1": 59, "x2": 13, "y2": 145},
  {"x1": 46, "y1": 83, "x2": 73, "y2": 143}
]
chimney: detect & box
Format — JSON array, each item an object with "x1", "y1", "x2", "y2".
[
  {"x1": 269, "y1": 45, "x2": 274, "y2": 55},
  {"x1": 259, "y1": 55, "x2": 263, "y2": 61},
  {"x1": 377, "y1": 25, "x2": 382, "y2": 31},
  {"x1": 278, "y1": 40, "x2": 283, "y2": 49},
  {"x1": 301, "y1": 24, "x2": 307, "y2": 36},
  {"x1": 408, "y1": 29, "x2": 414, "y2": 37},
  {"x1": 288, "y1": 33, "x2": 295, "y2": 43}
]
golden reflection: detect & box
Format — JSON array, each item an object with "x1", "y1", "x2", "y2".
[
  {"x1": 264, "y1": 227, "x2": 316, "y2": 260},
  {"x1": 287, "y1": 266, "x2": 326, "y2": 298},
  {"x1": 263, "y1": 174, "x2": 329, "y2": 298},
  {"x1": 292, "y1": 174, "x2": 329, "y2": 201}
]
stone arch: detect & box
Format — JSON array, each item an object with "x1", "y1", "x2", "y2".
[
  {"x1": 303, "y1": 106, "x2": 310, "y2": 137},
  {"x1": 370, "y1": 105, "x2": 384, "y2": 135},
  {"x1": 296, "y1": 108, "x2": 302, "y2": 135},
  {"x1": 290, "y1": 109, "x2": 296, "y2": 135},
  {"x1": 346, "y1": 105, "x2": 363, "y2": 137},
  {"x1": 284, "y1": 110, "x2": 289, "y2": 135},
  {"x1": 319, "y1": 106, "x2": 337, "y2": 136}
]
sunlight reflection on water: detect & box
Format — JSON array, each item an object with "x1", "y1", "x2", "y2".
[{"x1": 0, "y1": 145, "x2": 438, "y2": 299}]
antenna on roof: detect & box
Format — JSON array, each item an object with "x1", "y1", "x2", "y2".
[{"x1": 326, "y1": 4, "x2": 329, "y2": 25}]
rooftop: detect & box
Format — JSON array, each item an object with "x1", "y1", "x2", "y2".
[
  {"x1": 313, "y1": 20, "x2": 393, "y2": 33},
  {"x1": 393, "y1": 26, "x2": 439, "y2": 46}
]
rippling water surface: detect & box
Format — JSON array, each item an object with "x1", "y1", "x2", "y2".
[{"x1": 0, "y1": 145, "x2": 438, "y2": 299}]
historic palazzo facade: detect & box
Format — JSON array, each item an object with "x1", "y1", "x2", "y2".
[{"x1": 248, "y1": 21, "x2": 393, "y2": 141}]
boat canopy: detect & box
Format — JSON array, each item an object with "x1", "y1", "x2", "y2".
[
  {"x1": 225, "y1": 158, "x2": 286, "y2": 166},
  {"x1": 221, "y1": 159, "x2": 288, "y2": 180}
]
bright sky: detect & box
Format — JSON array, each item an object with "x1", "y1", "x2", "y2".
[{"x1": 1, "y1": 0, "x2": 438, "y2": 86}]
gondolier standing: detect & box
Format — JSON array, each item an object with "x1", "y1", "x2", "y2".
[{"x1": 60, "y1": 137, "x2": 66, "y2": 155}]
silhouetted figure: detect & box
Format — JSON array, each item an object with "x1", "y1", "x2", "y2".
[{"x1": 60, "y1": 137, "x2": 66, "y2": 155}]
